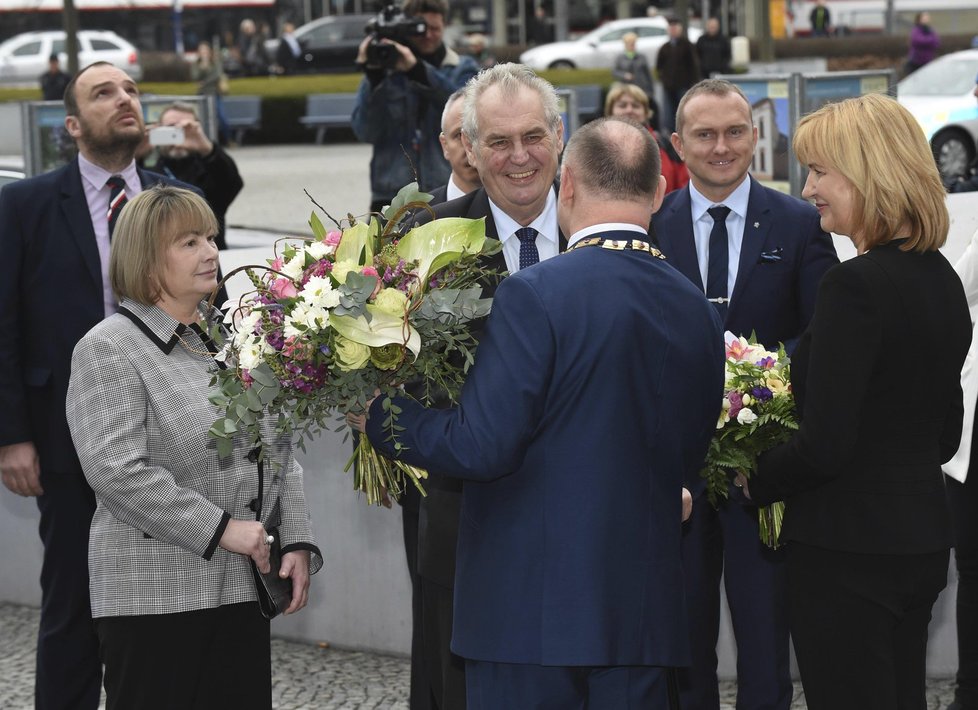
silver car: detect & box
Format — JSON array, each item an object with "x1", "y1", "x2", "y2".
[
  {"x1": 898, "y1": 48, "x2": 978, "y2": 182},
  {"x1": 0, "y1": 30, "x2": 143, "y2": 85},
  {"x1": 519, "y1": 17, "x2": 702, "y2": 71}
]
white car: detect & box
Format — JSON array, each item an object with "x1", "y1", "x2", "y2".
[
  {"x1": 519, "y1": 17, "x2": 702, "y2": 71},
  {"x1": 897, "y1": 48, "x2": 978, "y2": 182},
  {"x1": 0, "y1": 30, "x2": 142, "y2": 85}
]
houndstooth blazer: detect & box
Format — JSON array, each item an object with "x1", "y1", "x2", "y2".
[{"x1": 66, "y1": 299, "x2": 323, "y2": 618}]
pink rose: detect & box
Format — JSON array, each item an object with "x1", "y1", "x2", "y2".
[
  {"x1": 325, "y1": 230, "x2": 342, "y2": 246},
  {"x1": 270, "y1": 277, "x2": 298, "y2": 299},
  {"x1": 361, "y1": 266, "x2": 379, "y2": 277},
  {"x1": 270, "y1": 257, "x2": 284, "y2": 271}
]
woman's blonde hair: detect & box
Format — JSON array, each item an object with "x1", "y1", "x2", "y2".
[
  {"x1": 109, "y1": 184, "x2": 219, "y2": 304},
  {"x1": 792, "y1": 92, "x2": 947, "y2": 252},
  {"x1": 603, "y1": 82, "x2": 651, "y2": 120}
]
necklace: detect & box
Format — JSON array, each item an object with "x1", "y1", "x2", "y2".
[{"x1": 566, "y1": 236, "x2": 666, "y2": 260}]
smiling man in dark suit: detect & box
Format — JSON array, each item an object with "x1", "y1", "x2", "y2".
[
  {"x1": 0, "y1": 62, "x2": 197, "y2": 710},
  {"x1": 653, "y1": 78, "x2": 838, "y2": 710},
  {"x1": 414, "y1": 63, "x2": 566, "y2": 709},
  {"x1": 358, "y1": 116, "x2": 724, "y2": 709}
]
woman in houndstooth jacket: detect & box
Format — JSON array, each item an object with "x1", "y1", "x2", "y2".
[{"x1": 66, "y1": 185, "x2": 323, "y2": 710}]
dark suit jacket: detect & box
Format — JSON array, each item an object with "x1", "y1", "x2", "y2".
[
  {"x1": 0, "y1": 158, "x2": 194, "y2": 473},
  {"x1": 750, "y1": 240, "x2": 971, "y2": 555},
  {"x1": 654, "y1": 176, "x2": 838, "y2": 355},
  {"x1": 654, "y1": 177, "x2": 838, "y2": 495},
  {"x1": 414, "y1": 185, "x2": 565, "y2": 588},
  {"x1": 367, "y1": 231, "x2": 725, "y2": 666}
]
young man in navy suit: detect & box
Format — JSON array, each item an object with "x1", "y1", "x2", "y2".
[
  {"x1": 652, "y1": 78, "x2": 838, "y2": 710},
  {"x1": 0, "y1": 62, "x2": 197, "y2": 710},
  {"x1": 354, "y1": 117, "x2": 724, "y2": 709}
]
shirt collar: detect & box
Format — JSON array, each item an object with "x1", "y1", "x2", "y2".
[
  {"x1": 78, "y1": 152, "x2": 140, "y2": 195},
  {"x1": 490, "y1": 187, "x2": 558, "y2": 245},
  {"x1": 568, "y1": 223, "x2": 647, "y2": 248},
  {"x1": 117, "y1": 298, "x2": 216, "y2": 354},
  {"x1": 446, "y1": 175, "x2": 468, "y2": 202},
  {"x1": 689, "y1": 175, "x2": 751, "y2": 223}
]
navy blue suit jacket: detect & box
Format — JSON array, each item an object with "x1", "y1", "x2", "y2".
[
  {"x1": 0, "y1": 159, "x2": 195, "y2": 473},
  {"x1": 367, "y1": 231, "x2": 724, "y2": 666},
  {"x1": 653, "y1": 176, "x2": 838, "y2": 356}
]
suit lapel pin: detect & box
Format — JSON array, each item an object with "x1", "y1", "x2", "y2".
[{"x1": 754, "y1": 222, "x2": 760, "y2": 228}]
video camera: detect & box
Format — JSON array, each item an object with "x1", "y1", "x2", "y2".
[{"x1": 364, "y1": 4, "x2": 427, "y2": 69}]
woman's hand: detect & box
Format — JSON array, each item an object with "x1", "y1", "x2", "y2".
[
  {"x1": 280, "y1": 550, "x2": 311, "y2": 614},
  {"x1": 219, "y1": 519, "x2": 271, "y2": 573},
  {"x1": 682, "y1": 487, "x2": 693, "y2": 522},
  {"x1": 734, "y1": 473, "x2": 752, "y2": 501}
]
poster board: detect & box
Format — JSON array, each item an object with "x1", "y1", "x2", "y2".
[{"x1": 21, "y1": 94, "x2": 216, "y2": 177}]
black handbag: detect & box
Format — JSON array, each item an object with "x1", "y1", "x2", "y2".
[
  {"x1": 248, "y1": 449, "x2": 293, "y2": 619},
  {"x1": 249, "y1": 525, "x2": 293, "y2": 619}
]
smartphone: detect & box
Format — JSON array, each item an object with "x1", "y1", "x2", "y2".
[{"x1": 149, "y1": 125, "x2": 185, "y2": 146}]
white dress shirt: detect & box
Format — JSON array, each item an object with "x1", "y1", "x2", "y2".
[
  {"x1": 489, "y1": 187, "x2": 560, "y2": 273},
  {"x1": 689, "y1": 177, "x2": 751, "y2": 297}
]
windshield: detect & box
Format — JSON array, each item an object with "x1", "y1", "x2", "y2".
[{"x1": 899, "y1": 55, "x2": 978, "y2": 97}]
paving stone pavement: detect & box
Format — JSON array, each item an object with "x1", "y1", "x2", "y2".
[{"x1": 0, "y1": 602, "x2": 959, "y2": 710}]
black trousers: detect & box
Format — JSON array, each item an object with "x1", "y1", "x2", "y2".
[
  {"x1": 34, "y1": 468, "x2": 100, "y2": 710},
  {"x1": 95, "y1": 602, "x2": 271, "y2": 710},
  {"x1": 401, "y1": 484, "x2": 432, "y2": 710},
  {"x1": 948, "y1": 417, "x2": 978, "y2": 708},
  {"x1": 787, "y1": 542, "x2": 949, "y2": 710},
  {"x1": 421, "y1": 574, "x2": 466, "y2": 709}
]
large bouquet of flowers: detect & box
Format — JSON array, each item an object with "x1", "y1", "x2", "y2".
[
  {"x1": 701, "y1": 332, "x2": 796, "y2": 548},
  {"x1": 207, "y1": 184, "x2": 501, "y2": 506}
]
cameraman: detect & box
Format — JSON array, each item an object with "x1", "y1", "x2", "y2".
[{"x1": 352, "y1": 0, "x2": 479, "y2": 212}]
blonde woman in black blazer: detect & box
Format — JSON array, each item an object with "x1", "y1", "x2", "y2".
[{"x1": 742, "y1": 93, "x2": 971, "y2": 709}]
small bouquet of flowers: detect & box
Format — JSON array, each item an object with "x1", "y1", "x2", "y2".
[
  {"x1": 207, "y1": 184, "x2": 501, "y2": 506},
  {"x1": 700, "y1": 332, "x2": 797, "y2": 548}
]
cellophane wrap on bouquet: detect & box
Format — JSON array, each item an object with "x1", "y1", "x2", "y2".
[
  {"x1": 207, "y1": 183, "x2": 501, "y2": 506},
  {"x1": 701, "y1": 332, "x2": 796, "y2": 548}
]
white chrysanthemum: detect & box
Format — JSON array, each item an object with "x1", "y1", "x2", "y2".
[
  {"x1": 284, "y1": 302, "x2": 328, "y2": 339},
  {"x1": 301, "y1": 275, "x2": 341, "y2": 309},
  {"x1": 281, "y1": 254, "x2": 306, "y2": 281},
  {"x1": 737, "y1": 408, "x2": 757, "y2": 425},
  {"x1": 233, "y1": 311, "x2": 262, "y2": 348},
  {"x1": 239, "y1": 337, "x2": 271, "y2": 371},
  {"x1": 306, "y1": 240, "x2": 330, "y2": 260}
]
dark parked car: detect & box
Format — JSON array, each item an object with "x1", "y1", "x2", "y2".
[{"x1": 265, "y1": 15, "x2": 372, "y2": 74}]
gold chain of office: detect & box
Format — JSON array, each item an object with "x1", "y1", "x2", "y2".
[{"x1": 565, "y1": 237, "x2": 666, "y2": 260}]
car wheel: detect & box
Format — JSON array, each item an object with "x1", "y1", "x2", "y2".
[
  {"x1": 932, "y1": 128, "x2": 976, "y2": 182},
  {"x1": 549, "y1": 60, "x2": 576, "y2": 70}
]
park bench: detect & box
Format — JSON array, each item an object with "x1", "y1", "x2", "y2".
[
  {"x1": 299, "y1": 93, "x2": 358, "y2": 145},
  {"x1": 223, "y1": 95, "x2": 262, "y2": 145}
]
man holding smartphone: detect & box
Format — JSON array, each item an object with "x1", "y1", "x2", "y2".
[{"x1": 148, "y1": 101, "x2": 244, "y2": 251}]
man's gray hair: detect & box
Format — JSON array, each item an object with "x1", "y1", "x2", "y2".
[
  {"x1": 440, "y1": 88, "x2": 465, "y2": 133},
  {"x1": 460, "y1": 63, "x2": 561, "y2": 146}
]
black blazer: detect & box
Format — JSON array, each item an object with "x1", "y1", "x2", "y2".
[
  {"x1": 750, "y1": 240, "x2": 971, "y2": 554},
  {"x1": 0, "y1": 158, "x2": 194, "y2": 473}
]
